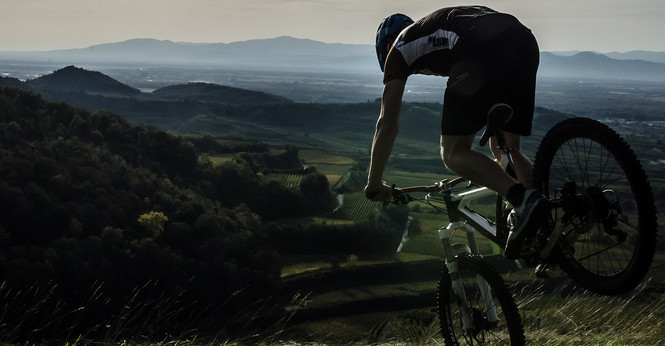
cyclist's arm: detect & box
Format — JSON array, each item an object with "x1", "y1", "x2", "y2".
[{"x1": 365, "y1": 78, "x2": 406, "y2": 201}]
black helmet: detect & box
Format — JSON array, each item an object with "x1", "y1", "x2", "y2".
[{"x1": 375, "y1": 13, "x2": 414, "y2": 72}]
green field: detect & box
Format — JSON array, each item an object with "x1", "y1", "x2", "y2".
[{"x1": 300, "y1": 149, "x2": 357, "y2": 185}]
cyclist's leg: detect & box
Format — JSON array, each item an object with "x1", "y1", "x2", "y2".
[
  {"x1": 440, "y1": 134, "x2": 516, "y2": 197},
  {"x1": 487, "y1": 23, "x2": 538, "y2": 190},
  {"x1": 489, "y1": 132, "x2": 533, "y2": 189}
]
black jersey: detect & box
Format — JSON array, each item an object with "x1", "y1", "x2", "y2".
[{"x1": 383, "y1": 6, "x2": 526, "y2": 83}]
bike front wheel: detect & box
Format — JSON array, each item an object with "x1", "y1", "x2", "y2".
[
  {"x1": 532, "y1": 117, "x2": 657, "y2": 295},
  {"x1": 437, "y1": 253, "x2": 524, "y2": 345}
]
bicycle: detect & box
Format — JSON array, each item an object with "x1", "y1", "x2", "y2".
[{"x1": 387, "y1": 113, "x2": 658, "y2": 345}]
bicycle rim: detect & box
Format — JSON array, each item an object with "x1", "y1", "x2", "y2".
[
  {"x1": 533, "y1": 118, "x2": 657, "y2": 294},
  {"x1": 437, "y1": 254, "x2": 524, "y2": 345}
]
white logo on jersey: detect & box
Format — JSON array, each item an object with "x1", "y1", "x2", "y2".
[{"x1": 395, "y1": 29, "x2": 460, "y2": 66}]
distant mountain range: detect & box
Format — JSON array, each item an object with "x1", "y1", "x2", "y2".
[
  {"x1": 2, "y1": 37, "x2": 665, "y2": 81},
  {"x1": 0, "y1": 37, "x2": 376, "y2": 73},
  {"x1": 538, "y1": 52, "x2": 665, "y2": 81},
  {"x1": 551, "y1": 50, "x2": 665, "y2": 63}
]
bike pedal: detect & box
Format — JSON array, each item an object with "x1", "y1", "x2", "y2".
[{"x1": 535, "y1": 263, "x2": 562, "y2": 279}]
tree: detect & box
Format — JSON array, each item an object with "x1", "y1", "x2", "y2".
[
  {"x1": 138, "y1": 211, "x2": 169, "y2": 238},
  {"x1": 300, "y1": 171, "x2": 337, "y2": 214}
]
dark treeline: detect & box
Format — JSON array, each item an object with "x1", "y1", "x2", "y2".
[
  {"x1": 0, "y1": 87, "x2": 405, "y2": 342},
  {"x1": 187, "y1": 134, "x2": 269, "y2": 154}
]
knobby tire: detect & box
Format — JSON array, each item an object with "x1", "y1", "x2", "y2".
[
  {"x1": 532, "y1": 117, "x2": 657, "y2": 295},
  {"x1": 437, "y1": 253, "x2": 525, "y2": 345}
]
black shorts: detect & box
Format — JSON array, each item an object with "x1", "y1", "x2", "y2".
[{"x1": 441, "y1": 25, "x2": 539, "y2": 136}]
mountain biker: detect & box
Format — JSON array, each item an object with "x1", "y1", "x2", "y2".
[{"x1": 364, "y1": 6, "x2": 547, "y2": 259}]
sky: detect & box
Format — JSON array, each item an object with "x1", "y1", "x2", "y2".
[{"x1": 2, "y1": 0, "x2": 665, "y2": 52}]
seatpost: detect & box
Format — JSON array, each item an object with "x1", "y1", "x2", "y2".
[{"x1": 495, "y1": 130, "x2": 518, "y2": 179}]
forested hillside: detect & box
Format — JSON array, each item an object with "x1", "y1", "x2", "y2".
[
  {"x1": 0, "y1": 87, "x2": 408, "y2": 342},
  {"x1": 0, "y1": 86, "x2": 275, "y2": 338}
]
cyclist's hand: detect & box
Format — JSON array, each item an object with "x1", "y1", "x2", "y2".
[{"x1": 364, "y1": 183, "x2": 393, "y2": 202}]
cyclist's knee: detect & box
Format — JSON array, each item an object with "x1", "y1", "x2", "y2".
[
  {"x1": 440, "y1": 144, "x2": 456, "y2": 169},
  {"x1": 441, "y1": 150, "x2": 455, "y2": 169},
  {"x1": 440, "y1": 136, "x2": 472, "y2": 169},
  {"x1": 441, "y1": 144, "x2": 470, "y2": 170}
]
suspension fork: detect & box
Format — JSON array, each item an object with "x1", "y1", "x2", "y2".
[{"x1": 440, "y1": 222, "x2": 499, "y2": 329}]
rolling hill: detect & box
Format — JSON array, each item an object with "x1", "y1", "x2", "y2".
[
  {"x1": 26, "y1": 65, "x2": 141, "y2": 95},
  {"x1": 0, "y1": 66, "x2": 293, "y2": 104},
  {"x1": 152, "y1": 82, "x2": 293, "y2": 105},
  {"x1": 0, "y1": 65, "x2": 573, "y2": 166},
  {"x1": 0, "y1": 65, "x2": 435, "y2": 158}
]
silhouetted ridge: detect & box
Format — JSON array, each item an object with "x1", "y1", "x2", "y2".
[
  {"x1": 26, "y1": 65, "x2": 141, "y2": 95},
  {"x1": 0, "y1": 76, "x2": 26, "y2": 89}
]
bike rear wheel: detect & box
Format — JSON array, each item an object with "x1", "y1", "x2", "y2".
[
  {"x1": 532, "y1": 117, "x2": 657, "y2": 295},
  {"x1": 437, "y1": 253, "x2": 524, "y2": 345}
]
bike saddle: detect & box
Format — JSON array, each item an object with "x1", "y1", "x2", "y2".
[{"x1": 479, "y1": 103, "x2": 513, "y2": 147}]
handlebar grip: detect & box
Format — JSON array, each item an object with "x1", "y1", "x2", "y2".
[
  {"x1": 391, "y1": 185, "x2": 411, "y2": 205},
  {"x1": 365, "y1": 185, "x2": 411, "y2": 204}
]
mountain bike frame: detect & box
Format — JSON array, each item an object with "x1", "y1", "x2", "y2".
[{"x1": 399, "y1": 177, "x2": 506, "y2": 248}]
